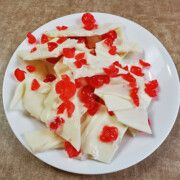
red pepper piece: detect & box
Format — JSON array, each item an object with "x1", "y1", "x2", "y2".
[
  {"x1": 56, "y1": 26, "x2": 68, "y2": 31},
  {"x1": 26, "y1": 65, "x2": 36, "y2": 73},
  {"x1": 30, "y1": 47, "x2": 37, "y2": 53},
  {"x1": 43, "y1": 74, "x2": 56, "y2": 82},
  {"x1": 108, "y1": 46, "x2": 117, "y2": 55},
  {"x1": 47, "y1": 42, "x2": 58, "y2": 52},
  {"x1": 31, "y1": 79, "x2": 40, "y2": 91},
  {"x1": 64, "y1": 141, "x2": 81, "y2": 158},
  {"x1": 41, "y1": 34, "x2": 49, "y2": 44},
  {"x1": 130, "y1": 66, "x2": 144, "y2": 76},
  {"x1": 103, "y1": 64, "x2": 119, "y2": 77},
  {"x1": 56, "y1": 37, "x2": 67, "y2": 44},
  {"x1": 27, "y1": 32, "x2": 36, "y2": 44},
  {"x1": 14, "y1": 68, "x2": 25, "y2": 82},
  {"x1": 139, "y1": 59, "x2": 151, "y2": 68},
  {"x1": 63, "y1": 47, "x2": 76, "y2": 58}
]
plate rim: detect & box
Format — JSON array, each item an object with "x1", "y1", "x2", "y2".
[{"x1": 2, "y1": 12, "x2": 180, "y2": 175}]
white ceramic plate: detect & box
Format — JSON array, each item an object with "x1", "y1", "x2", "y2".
[{"x1": 3, "y1": 13, "x2": 180, "y2": 175}]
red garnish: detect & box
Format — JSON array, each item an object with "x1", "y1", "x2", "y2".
[
  {"x1": 41, "y1": 34, "x2": 49, "y2": 44},
  {"x1": 77, "y1": 37, "x2": 86, "y2": 43},
  {"x1": 84, "y1": 23, "x2": 98, "y2": 31},
  {"x1": 108, "y1": 46, "x2": 117, "y2": 55},
  {"x1": 75, "y1": 77, "x2": 88, "y2": 88},
  {"x1": 26, "y1": 65, "x2": 36, "y2": 73},
  {"x1": 103, "y1": 64, "x2": 119, "y2": 77},
  {"x1": 50, "y1": 117, "x2": 65, "y2": 130},
  {"x1": 130, "y1": 66, "x2": 144, "y2": 76},
  {"x1": 81, "y1": 13, "x2": 97, "y2": 31},
  {"x1": 55, "y1": 75, "x2": 76, "y2": 101},
  {"x1": 46, "y1": 56, "x2": 61, "y2": 64},
  {"x1": 108, "y1": 111, "x2": 115, "y2": 116},
  {"x1": 56, "y1": 26, "x2": 68, "y2": 31},
  {"x1": 47, "y1": 42, "x2": 58, "y2": 52},
  {"x1": 27, "y1": 32, "x2": 36, "y2": 44},
  {"x1": 104, "y1": 38, "x2": 113, "y2": 46},
  {"x1": 120, "y1": 73, "x2": 136, "y2": 84},
  {"x1": 87, "y1": 75, "x2": 110, "y2": 88},
  {"x1": 64, "y1": 141, "x2": 80, "y2": 158},
  {"x1": 123, "y1": 66, "x2": 129, "y2": 71},
  {"x1": 102, "y1": 30, "x2": 117, "y2": 41},
  {"x1": 139, "y1": 59, "x2": 151, "y2": 68},
  {"x1": 57, "y1": 101, "x2": 75, "y2": 117},
  {"x1": 75, "y1": 52, "x2": 85, "y2": 61},
  {"x1": 56, "y1": 37, "x2": 67, "y2": 44},
  {"x1": 130, "y1": 87, "x2": 139, "y2": 107},
  {"x1": 43, "y1": 74, "x2": 56, "y2": 82},
  {"x1": 74, "y1": 59, "x2": 87, "y2": 68},
  {"x1": 113, "y1": 61, "x2": 122, "y2": 68},
  {"x1": 90, "y1": 49, "x2": 96, "y2": 55},
  {"x1": 31, "y1": 79, "x2": 40, "y2": 91},
  {"x1": 144, "y1": 80, "x2": 159, "y2": 97},
  {"x1": 63, "y1": 48, "x2": 76, "y2": 58},
  {"x1": 14, "y1": 68, "x2": 25, "y2": 82},
  {"x1": 99, "y1": 126, "x2": 119, "y2": 143},
  {"x1": 30, "y1": 47, "x2": 37, "y2": 53}
]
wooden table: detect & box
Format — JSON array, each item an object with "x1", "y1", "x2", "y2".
[{"x1": 0, "y1": 0, "x2": 179, "y2": 179}]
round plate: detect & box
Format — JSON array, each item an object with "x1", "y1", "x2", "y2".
[{"x1": 3, "y1": 13, "x2": 180, "y2": 175}]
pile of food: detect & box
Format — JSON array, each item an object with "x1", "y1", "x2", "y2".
[{"x1": 11, "y1": 13, "x2": 159, "y2": 163}]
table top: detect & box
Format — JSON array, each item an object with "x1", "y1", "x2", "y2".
[{"x1": 0, "y1": 0, "x2": 179, "y2": 179}]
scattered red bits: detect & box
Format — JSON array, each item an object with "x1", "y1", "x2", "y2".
[
  {"x1": 64, "y1": 141, "x2": 81, "y2": 158},
  {"x1": 108, "y1": 46, "x2": 117, "y2": 55},
  {"x1": 74, "y1": 59, "x2": 87, "y2": 68},
  {"x1": 56, "y1": 37, "x2": 67, "y2": 44},
  {"x1": 144, "y1": 80, "x2": 159, "y2": 97},
  {"x1": 30, "y1": 47, "x2": 37, "y2": 53},
  {"x1": 104, "y1": 38, "x2": 113, "y2": 47},
  {"x1": 41, "y1": 34, "x2": 49, "y2": 44},
  {"x1": 75, "y1": 52, "x2": 85, "y2": 61},
  {"x1": 50, "y1": 117, "x2": 65, "y2": 130},
  {"x1": 75, "y1": 77, "x2": 88, "y2": 88},
  {"x1": 87, "y1": 75, "x2": 110, "y2": 88},
  {"x1": 47, "y1": 42, "x2": 58, "y2": 52},
  {"x1": 27, "y1": 32, "x2": 36, "y2": 44},
  {"x1": 43, "y1": 74, "x2": 56, "y2": 82},
  {"x1": 57, "y1": 100, "x2": 75, "y2": 117},
  {"x1": 123, "y1": 65, "x2": 129, "y2": 71},
  {"x1": 130, "y1": 87, "x2": 139, "y2": 107},
  {"x1": 81, "y1": 13, "x2": 97, "y2": 31},
  {"x1": 102, "y1": 30, "x2": 117, "y2": 41},
  {"x1": 108, "y1": 111, "x2": 115, "y2": 116},
  {"x1": 113, "y1": 61, "x2": 122, "y2": 68},
  {"x1": 130, "y1": 66, "x2": 144, "y2": 76},
  {"x1": 99, "y1": 126, "x2": 119, "y2": 143},
  {"x1": 26, "y1": 65, "x2": 36, "y2": 73},
  {"x1": 14, "y1": 68, "x2": 25, "y2": 82},
  {"x1": 77, "y1": 37, "x2": 86, "y2": 43},
  {"x1": 139, "y1": 59, "x2": 151, "y2": 68},
  {"x1": 63, "y1": 47, "x2": 76, "y2": 58},
  {"x1": 55, "y1": 74, "x2": 76, "y2": 101},
  {"x1": 120, "y1": 73, "x2": 136, "y2": 85},
  {"x1": 90, "y1": 49, "x2": 96, "y2": 55},
  {"x1": 103, "y1": 64, "x2": 119, "y2": 77},
  {"x1": 31, "y1": 79, "x2": 40, "y2": 91},
  {"x1": 56, "y1": 25, "x2": 68, "y2": 31},
  {"x1": 46, "y1": 56, "x2": 61, "y2": 64}
]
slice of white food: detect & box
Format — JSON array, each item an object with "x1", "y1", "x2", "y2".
[{"x1": 23, "y1": 128, "x2": 64, "y2": 153}]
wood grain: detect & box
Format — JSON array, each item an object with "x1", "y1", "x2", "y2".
[{"x1": 0, "y1": 0, "x2": 179, "y2": 179}]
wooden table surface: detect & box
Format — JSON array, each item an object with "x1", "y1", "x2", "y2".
[{"x1": 0, "y1": 0, "x2": 179, "y2": 179}]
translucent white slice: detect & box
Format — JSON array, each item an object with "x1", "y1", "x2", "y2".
[
  {"x1": 54, "y1": 61, "x2": 69, "y2": 77},
  {"x1": 23, "y1": 128, "x2": 64, "y2": 153},
  {"x1": 114, "y1": 108, "x2": 152, "y2": 134},
  {"x1": 81, "y1": 107, "x2": 127, "y2": 163},
  {"x1": 45, "y1": 24, "x2": 121, "y2": 37},
  {"x1": 10, "y1": 81, "x2": 25, "y2": 109}
]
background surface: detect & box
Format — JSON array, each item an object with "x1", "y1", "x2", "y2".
[{"x1": 0, "y1": 0, "x2": 179, "y2": 179}]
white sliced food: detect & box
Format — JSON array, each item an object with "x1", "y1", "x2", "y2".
[
  {"x1": 54, "y1": 61, "x2": 70, "y2": 77},
  {"x1": 10, "y1": 81, "x2": 25, "y2": 109},
  {"x1": 114, "y1": 108, "x2": 151, "y2": 134},
  {"x1": 45, "y1": 24, "x2": 121, "y2": 37},
  {"x1": 23, "y1": 128, "x2": 64, "y2": 153},
  {"x1": 81, "y1": 106, "x2": 127, "y2": 163}
]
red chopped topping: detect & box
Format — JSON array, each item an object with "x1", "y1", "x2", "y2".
[
  {"x1": 75, "y1": 52, "x2": 85, "y2": 61},
  {"x1": 130, "y1": 66, "x2": 144, "y2": 76},
  {"x1": 82, "y1": 13, "x2": 96, "y2": 25},
  {"x1": 108, "y1": 46, "x2": 117, "y2": 55},
  {"x1": 104, "y1": 38, "x2": 113, "y2": 46},
  {"x1": 75, "y1": 77, "x2": 88, "y2": 88},
  {"x1": 14, "y1": 68, "x2": 25, "y2": 82},
  {"x1": 56, "y1": 26, "x2": 68, "y2": 31},
  {"x1": 27, "y1": 32, "x2": 36, "y2": 44},
  {"x1": 77, "y1": 37, "x2": 86, "y2": 43},
  {"x1": 56, "y1": 37, "x2": 67, "y2": 44},
  {"x1": 113, "y1": 61, "x2": 122, "y2": 68},
  {"x1": 87, "y1": 75, "x2": 110, "y2": 88},
  {"x1": 30, "y1": 47, "x2": 37, "y2": 53},
  {"x1": 103, "y1": 64, "x2": 119, "y2": 77},
  {"x1": 26, "y1": 65, "x2": 36, "y2": 73},
  {"x1": 57, "y1": 101, "x2": 75, "y2": 117},
  {"x1": 55, "y1": 75, "x2": 76, "y2": 101},
  {"x1": 46, "y1": 56, "x2": 61, "y2": 64},
  {"x1": 99, "y1": 126, "x2": 119, "y2": 143},
  {"x1": 108, "y1": 111, "x2": 115, "y2": 116},
  {"x1": 74, "y1": 59, "x2": 87, "y2": 68},
  {"x1": 120, "y1": 73, "x2": 136, "y2": 84},
  {"x1": 47, "y1": 42, "x2": 58, "y2": 52},
  {"x1": 50, "y1": 117, "x2": 65, "y2": 130},
  {"x1": 102, "y1": 30, "x2": 117, "y2": 41},
  {"x1": 41, "y1": 34, "x2": 49, "y2": 44},
  {"x1": 87, "y1": 101, "x2": 100, "y2": 115},
  {"x1": 43, "y1": 74, "x2": 56, "y2": 82},
  {"x1": 123, "y1": 66, "x2": 129, "y2": 71},
  {"x1": 130, "y1": 87, "x2": 139, "y2": 107},
  {"x1": 63, "y1": 47, "x2": 75, "y2": 58},
  {"x1": 90, "y1": 49, "x2": 96, "y2": 55},
  {"x1": 31, "y1": 79, "x2": 40, "y2": 91},
  {"x1": 64, "y1": 141, "x2": 80, "y2": 158},
  {"x1": 144, "y1": 80, "x2": 159, "y2": 97},
  {"x1": 139, "y1": 59, "x2": 151, "y2": 68},
  {"x1": 84, "y1": 23, "x2": 98, "y2": 31}
]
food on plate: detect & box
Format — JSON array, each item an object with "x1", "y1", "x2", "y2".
[{"x1": 11, "y1": 13, "x2": 159, "y2": 163}]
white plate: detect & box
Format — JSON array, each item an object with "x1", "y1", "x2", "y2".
[{"x1": 2, "y1": 12, "x2": 180, "y2": 175}]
